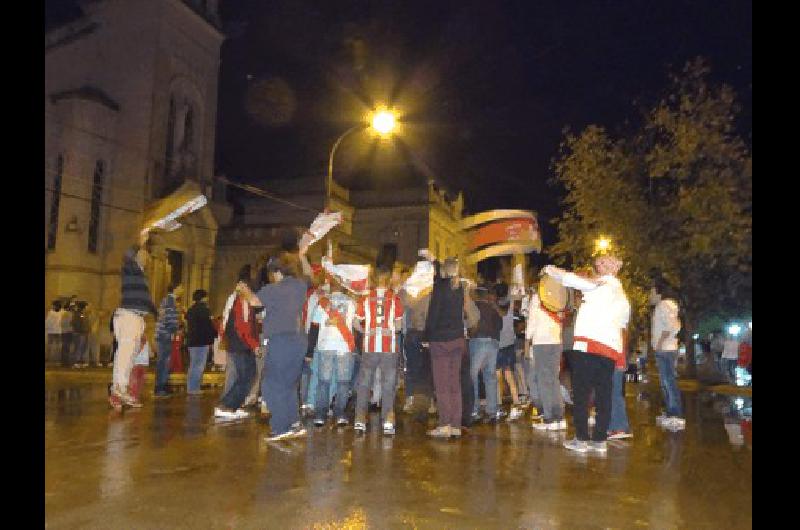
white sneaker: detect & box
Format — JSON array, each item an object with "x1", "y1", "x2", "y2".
[
  {"x1": 234, "y1": 409, "x2": 250, "y2": 419},
  {"x1": 214, "y1": 407, "x2": 237, "y2": 419},
  {"x1": 508, "y1": 407, "x2": 524, "y2": 421},
  {"x1": 265, "y1": 430, "x2": 294, "y2": 442},
  {"x1": 383, "y1": 422, "x2": 395, "y2": 435},
  {"x1": 547, "y1": 420, "x2": 568, "y2": 431},
  {"x1": 563, "y1": 438, "x2": 589, "y2": 453},
  {"x1": 664, "y1": 417, "x2": 686, "y2": 430},
  {"x1": 336, "y1": 417, "x2": 349, "y2": 427},
  {"x1": 354, "y1": 422, "x2": 367, "y2": 433},
  {"x1": 289, "y1": 426, "x2": 307, "y2": 438},
  {"x1": 607, "y1": 430, "x2": 633, "y2": 440},
  {"x1": 588, "y1": 441, "x2": 608, "y2": 453}
]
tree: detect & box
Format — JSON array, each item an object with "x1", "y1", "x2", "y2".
[{"x1": 550, "y1": 58, "x2": 752, "y2": 377}]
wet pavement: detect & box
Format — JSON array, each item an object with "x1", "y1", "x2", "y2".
[{"x1": 45, "y1": 374, "x2": 751, "y2": 529}]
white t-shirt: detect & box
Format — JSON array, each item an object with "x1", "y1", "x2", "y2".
[
  {"x1": 722, "y1": 339, "x2": 740, "y2": 359},
  {"x1": 311, "y1": 291, "x2": 356, "y2": 353},
  {"x1": 651, "y1": 299, "x2": 681, "y2": 351},
  {"x1": 525, "y1": 293, "x2": 563, "y2": 346},
  {"x1": 499, "y1": 310, "x2": 516, "y2": 348},
  {"x1": 45, "y1": 310, "x2": 62, "y2": 335}
]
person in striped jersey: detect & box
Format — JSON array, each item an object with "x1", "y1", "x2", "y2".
[{"x1": 353, "y1": 267, "x2": 405, "y2": 436}]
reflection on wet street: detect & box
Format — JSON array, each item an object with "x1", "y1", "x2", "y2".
[{"x1": 45, "y1": 375, "x2": 751, "y2": 529}]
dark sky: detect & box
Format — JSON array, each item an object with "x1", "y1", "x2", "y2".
[
  {"x1": 46, "y1": 0, "x2": 752, "y2": 250},
  {"x1": 215, "y1": 0, "x2": 751, "y2": 247}
]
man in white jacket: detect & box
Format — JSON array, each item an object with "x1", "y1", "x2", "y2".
[
  {"x1": 544, "y1": 255, "x2": 630, "y2": 454},
  {"x1": 650, "y1": 281, "x2": 685, "y2": 430}
]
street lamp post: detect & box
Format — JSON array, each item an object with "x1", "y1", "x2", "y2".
[
  {"x1": 326, "y1": 125, "x2": 362, "y2": 210},
  {"x1": 325, "y1": 109, "x2": 397, "y2": 209}
]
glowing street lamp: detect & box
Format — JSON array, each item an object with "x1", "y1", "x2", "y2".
[
  {"x1": 594, "y1": 237, "x2": 611, "y2": 255},
  {"x1": 326, "y1": 107, "x2": 399, "y2": 207},
  {"x1": 370, "y1": 110, "x2": 396, "y2": 136}
]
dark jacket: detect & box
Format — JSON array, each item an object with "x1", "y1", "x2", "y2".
[
  {"x1": 424, "y1": 277, "x2": 465, "y2": 343},
  {"x1": 468, "y1": 300, "x2": 502, "y2": 340},
  {"x1": 185, "y1": 301, "x2": 216, "y2": 347}
]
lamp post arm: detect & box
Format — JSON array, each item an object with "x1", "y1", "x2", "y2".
[{"x1": 326, "y1": 124, "x2": 363, "y2": 207}]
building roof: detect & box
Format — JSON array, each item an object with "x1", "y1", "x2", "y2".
[{"x1": 50, "y1": 85, "x2": 120, "y2": 112}]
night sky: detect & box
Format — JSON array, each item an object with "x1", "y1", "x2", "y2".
[{"x1": 46, "y1": 0, "x2": 752, "y2": 252}]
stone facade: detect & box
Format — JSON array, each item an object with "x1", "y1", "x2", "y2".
[
  {"x1": 45, "y1": 0, "x2": 227, "y2": 346},
  {"x1": 212, "y1": 177, "x2": 469, "y2": 315}
]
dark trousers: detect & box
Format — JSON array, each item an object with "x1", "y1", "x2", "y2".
[
  {"x1": 355, "y1": 352, "x2": 399, "y2": 425},
  {"x1": 404, "y1": 330, "x2": 426, "y2": 398},
  {"x1": 430, "y1": 338, "x2": 465, "y2": 428},
  {"x1": 460, "y1": 347, "x2": 474, "y2": 426},
  {"x1": 220, "y1": 349, "x2": 256, "y2": 410},
  {"x1": 567, "y1": 350, "x2": 614, "y2": 442},
  {"x1": 262, "y1": 333, "x2": 307, "y2": 436},
  {"x1": 60, "y1": 333, "x2": 73, "y2": 367}
]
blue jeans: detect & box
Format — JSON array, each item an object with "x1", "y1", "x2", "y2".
[
  {"x1": 655, "y1": 350, "x2": 683, "y2": 417},
  {"x1": 315, "y1": 351, "x2": 355, "y2": 420},
  {"x1": 533, "y1": 344, "x2": 564, "y2": 421},
  {"x1": 155, "y1": 336, "x2": 172, "y2": 393},
  {"x1": 262, "y1": 333, "x2": 307, "y2": 436},
  {"x1": 609, "y1": 368, "x2": 630, "y2": 432},
  {"x1": 469, "y1": 338, "x2": 499, "y2": 416},
  {"x1": 220, "y1": 349, "x2": 255, "y2": 410},
  {"x1": 187, "y1": 346, "x2": 210, "y2": 392}
]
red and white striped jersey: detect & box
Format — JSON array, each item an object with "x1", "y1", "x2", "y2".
[{"x1": 356, "y1": 288, "x2": 404, "y2": 353}]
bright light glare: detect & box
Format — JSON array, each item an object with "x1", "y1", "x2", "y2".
[
  {"x1": 371, "y1": 110, "x2": 396, "y2": 136},
  {"x1": 728, "y1": 324, "x2": 742, "y2": 337},
  {"x1": 595, "y1": 237, "x2": 611, "y2": 252},
  {"x1": 692, "y1": 333, "x2": 700, "y2": 340}
]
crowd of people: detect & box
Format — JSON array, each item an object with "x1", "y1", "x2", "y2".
[
  {"x1": 50, "y1": 227, "x2": 701, "y2": 454},
  {"x1": 45, "y1": 297, "x2": 100, "y2": 368}
]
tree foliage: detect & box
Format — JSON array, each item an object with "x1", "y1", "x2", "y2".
[{"x1": 549, "y1": 58, "x2": 752, "y2": 362}]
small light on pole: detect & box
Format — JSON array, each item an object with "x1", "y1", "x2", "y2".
[{"x1": 594, "y1": 236, "x2": 611, "y2": 255}]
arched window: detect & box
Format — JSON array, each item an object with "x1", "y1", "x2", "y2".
[
  {"x1": 46, "y1": 154, "x2": 64, "y2": 251},
  {"x1": 164, "y1": 97, "x2": 176, "y2": 177},
  {"x1": 88, "y1": 160, "x2": 105, "y2": 254},
  {"x1": 184, "y1": 105, "x2": 194, "y2": 149}
]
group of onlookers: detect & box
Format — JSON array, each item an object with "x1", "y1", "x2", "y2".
[{"x1": 45, "y1": 298, "x2": 98, "y2": 368}]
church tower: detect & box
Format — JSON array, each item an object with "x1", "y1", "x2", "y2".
[{"x1": 45, "y1": 0, "x2": 225, "y2": 349}]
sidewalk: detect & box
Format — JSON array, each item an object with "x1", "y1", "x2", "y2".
[
  {"x1": 44, "y1": 364, "x2": 227, "y2": 386},
  {"x1": 648, "y1": 362, "x2": 753, "y2": 398}
]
